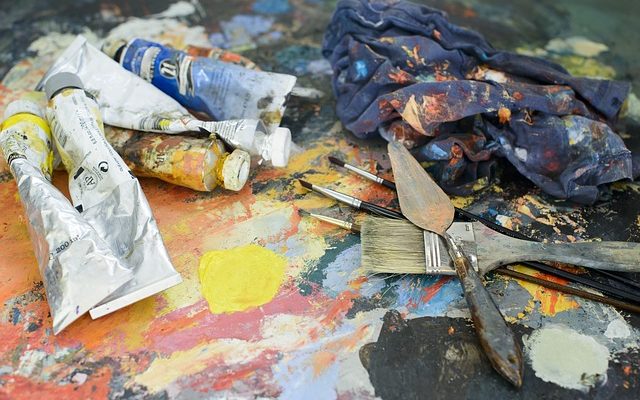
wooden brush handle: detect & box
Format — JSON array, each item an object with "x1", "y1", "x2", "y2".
[
  {"x1": 444, "y1": 234, "x2": 523, "y2": 388},
  {"x1": 474, "y1": 224, "x2": 640, "y2": 274}
]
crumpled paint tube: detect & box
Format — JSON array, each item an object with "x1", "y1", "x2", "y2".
[
  {"x1": 104, "y1": 125, "x2": 250, "y2": 191},
  {"x1": 37, "y1": 36, "x2": 292, "y2": 167},
  {"x1": 0, "y1": 99, "x2": 132, "y2": 334},
  {"x1": 44, "y1": 72, "x2": 181, "y2": 319},
  {"x1": 104, "y1": 38, "x2": 297, "y2": 131}
]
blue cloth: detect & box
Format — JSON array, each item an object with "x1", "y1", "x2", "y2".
[{"x1": 322, "y1": 0, "x2": 633, "y2": 203}]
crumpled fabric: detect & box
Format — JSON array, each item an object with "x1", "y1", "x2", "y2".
[{"x1": 322, "y1": 0, "x2": 634, "y2": 204}]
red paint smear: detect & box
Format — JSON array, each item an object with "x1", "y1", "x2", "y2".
[
  {"x1": 146, "y1": 287, "x2": 315, "y2": 354},
  {"x1": 179, "y1": 349, "x2": 281, "y2": 397},
  {"x1": 421, "y1": 276, "x2": 453, "y2": 303},
  {"x1": 321, "y1": 291, "x2": 357, "y2": 327},
  {"x1": 0, "y1": 368, "x2": 112, "y2": 400}
]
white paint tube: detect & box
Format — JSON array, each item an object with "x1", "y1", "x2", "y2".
[
  {"x1": 0, "y1": 99, "x2": 132, "y2": 334},
  {"x1": 44, "y1": 72, "x2": 182, "y2": 319},
  {"x1": 37, "y1": 35, "x2": 293, "y2": 167}
]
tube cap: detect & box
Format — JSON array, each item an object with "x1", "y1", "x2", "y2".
[
  {"x1": 4, "y1": 100, "x2": 45, "y2": 120},
  {"x1": 269, "y1": 127, "x2": 292, "y2": 167},
  {"x1": 221, "y1": 149, "x2": 250, "y2": 191},
  {"x1": 44, "y1": 72, "x2": 84, "y2": 100}
]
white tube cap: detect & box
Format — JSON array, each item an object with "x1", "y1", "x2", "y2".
[
  {"x1": 4, "y1": 100, "x2": 45, "y2": 120},
  {"x1": 221, "y1": 149, "x2": 250, "y2": 191},
  {"x1": 269, "y1": 127, "x2": 292, "y2": 167}
]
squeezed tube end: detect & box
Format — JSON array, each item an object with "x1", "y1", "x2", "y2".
[
  {"x1": 221, "y1": 149, "x2": 250, "y2": 191},
  {"x1": 269, "y1": 127, "x2": 292, "y2": 167},
  {"x1": 44, "y1": 72, "x2": 83, "y2": 100}
]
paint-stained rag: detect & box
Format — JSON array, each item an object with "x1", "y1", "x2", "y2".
[{"x1": 322, "y1": 0, "x2": 634, "y2": 204}]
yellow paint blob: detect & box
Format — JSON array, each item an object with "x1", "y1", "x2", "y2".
[{"x1": 198, "y1": 244, "x2": 287, "y2": 314}]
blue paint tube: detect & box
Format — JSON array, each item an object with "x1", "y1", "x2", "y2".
[{"x1": 104, "y1": 38, "x2": 297, "y2": 132}]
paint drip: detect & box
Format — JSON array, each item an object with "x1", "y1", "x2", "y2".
[
  {"x1": 525, "y1": 325, "x2": 610, "y2": 392},
  {"x1": 198, "y1": 244, "x2": 287, "y2": 313}
]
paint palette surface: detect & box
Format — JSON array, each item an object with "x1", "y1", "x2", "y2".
[{"x1": 0, "y1": 0, "x2": 640, "y2": 399}]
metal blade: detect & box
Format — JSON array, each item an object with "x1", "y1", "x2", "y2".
[{"x1": 387, "y1": 141, "x2": 454, "y2": 235}]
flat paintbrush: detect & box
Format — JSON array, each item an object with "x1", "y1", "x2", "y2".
[
  {"x1": 300, "y1": 211, "x2": 640, "y2": 314},
  {"x1": 298, "y1": 180, "x2": 404, "y2": 220},
  {"x1": 330, "y1": 155, "x2": 640, "y2": 295},
  {"x1": 361, "y1": 216, "x2": 640, "y2": 303}
]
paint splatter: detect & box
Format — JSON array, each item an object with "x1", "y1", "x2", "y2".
[
  {"x1": 525, "y1": 325, "x2": 610, "y2": 392},
  {"x1": 198, "y1": 244, "x2": 287, "y2": 313}
]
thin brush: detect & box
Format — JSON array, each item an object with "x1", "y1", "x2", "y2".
[
  {"x1": 328, "y1": 156, "x2": 396, "y2": 190},
  {"x1": 495, "y1": 268, "x2": 640, "y2": 314},
  {"x1": 361, "y1": 216, "x2": 640, "y2": 304},
  {"x1": 298, "y1": 180, "x2": 404, "y2": 220},
  {"x1": 298, "y1": 209, "x2": 360, "y2": 233},
  {"x1": 331, "y1": 156, "x2": 640, "y2": 293}
]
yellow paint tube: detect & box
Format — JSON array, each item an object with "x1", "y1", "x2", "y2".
[
  {"x1": 104, "y1": 126, "x2": 250, "y2": 192},
  {"x1": 0, "y1": 99, "x2": 132, "y2": 334}
]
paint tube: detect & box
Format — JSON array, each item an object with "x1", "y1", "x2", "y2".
[
  {"x1": 44, "y1": 72, "x2": 182, "y2": 319},
  {"x1": 185, "y1": 45, "x2": 260, "y2": 71},
  {"x1": 36, "y1": 35, "x2": 189, "y2": 131},
  {"x1": 37, "y1": 36, "x2": 291, "y2": 167},
  {"x1": 104, "y1": 126, "x2": 250, "y2": 191},
  {"x1": 0, "y1": 99, "x2": 133, "y2": 334},
  {"x1": 103, "y1": 38, "x2": 297, "y2": 131},
  {"x1": 123, "y1": 117, "x2": 291, "y2": 167}
]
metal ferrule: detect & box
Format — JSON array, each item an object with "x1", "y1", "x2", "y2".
[
  {"x1": 310, "y1": 212, "x2": 353, "y2": 231},
  {"x1": 345, "y1": 163, "x2": 384, "y2": 184},
  {"x1": 312, "y1": 184, "x2": 362, "y2": 209}
]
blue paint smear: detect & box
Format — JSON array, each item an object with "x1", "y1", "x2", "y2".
[
  {"x1": 429, "y1": 143, "x2": 449, "y2": 158},
  {"x1": 253, "y1": 0, "x2": 292, "y2": 15},
  {"x1": 354, "y1": 60, "x2": 368, "y2": 80},
  {"x1": 11, "y1": 307, "x2": 20, "y2": 325},
  {"x1": 391, "y1": 276, "x2": 463, "y2": 317}
]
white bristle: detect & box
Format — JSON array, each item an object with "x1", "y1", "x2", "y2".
[{"x1": 361, "y1": 216, "x2": 429, "y2": 274}]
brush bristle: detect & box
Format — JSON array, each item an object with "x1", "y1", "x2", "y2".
[
  {"x1": 361, "y1": 216, "x2": 429, "y2": 274},
  {"x1": 298, "y1": 209, "x2": 311, "y2": 217},
  {"x1": 328, "y1": 156, "x2": 345, "y2": 167},
  {"x1": 298, "y1": 179, "x2": 313, "y2": 190}
]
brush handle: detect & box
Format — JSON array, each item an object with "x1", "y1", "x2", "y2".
[
  {"x1": 360, "y1": 201, "x2": 405, "y2": 220},
  {"x1": 444, "y1": 234, "x2": 523, "y2": 388},
  {"x1": 475, "y1": 225, "x2": 640, "y2": 274}
]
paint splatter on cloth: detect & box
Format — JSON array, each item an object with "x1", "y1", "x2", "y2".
[{"x1": 322, "y1": 0, "x2": 634, "y2": 203}]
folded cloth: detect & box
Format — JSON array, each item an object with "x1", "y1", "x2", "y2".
[{"x1": 322, "y1": 0, "x2": 633, "y2": 203}]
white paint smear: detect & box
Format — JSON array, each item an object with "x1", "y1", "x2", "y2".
[
  {"x1": 525, "y1": 325, "x2": 610, "y2": 392},
  {"x1": 604, "y1": 319, "x2": 631, "y2": 339}
]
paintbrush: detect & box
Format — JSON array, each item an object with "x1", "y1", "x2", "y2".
[
  {"x1": 298, "y1": 180, "x2": 404, "y2": 220},
  {"x1": 329, "y1": 155, "x2": 640, "y2": 296},
  {"x1": 328, "y1": 156, "x2": 396, "y2": 190},
  {"x1": 297, "y1": 209, "x2": 360, "y2": 233},
  {"x1": 300, "y1": 210, "x2": 640, "y2": 314},
  {"x1": 361, "y1": 216, "x2": 640, "y2": 301}
]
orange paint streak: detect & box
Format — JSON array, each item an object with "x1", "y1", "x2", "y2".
[
  {"x1": 311, "y1": 351, "x2": 336, "y2": 377},
  {"x1": 320, "y1": 291, "x2": 357, "y2": 327}
]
